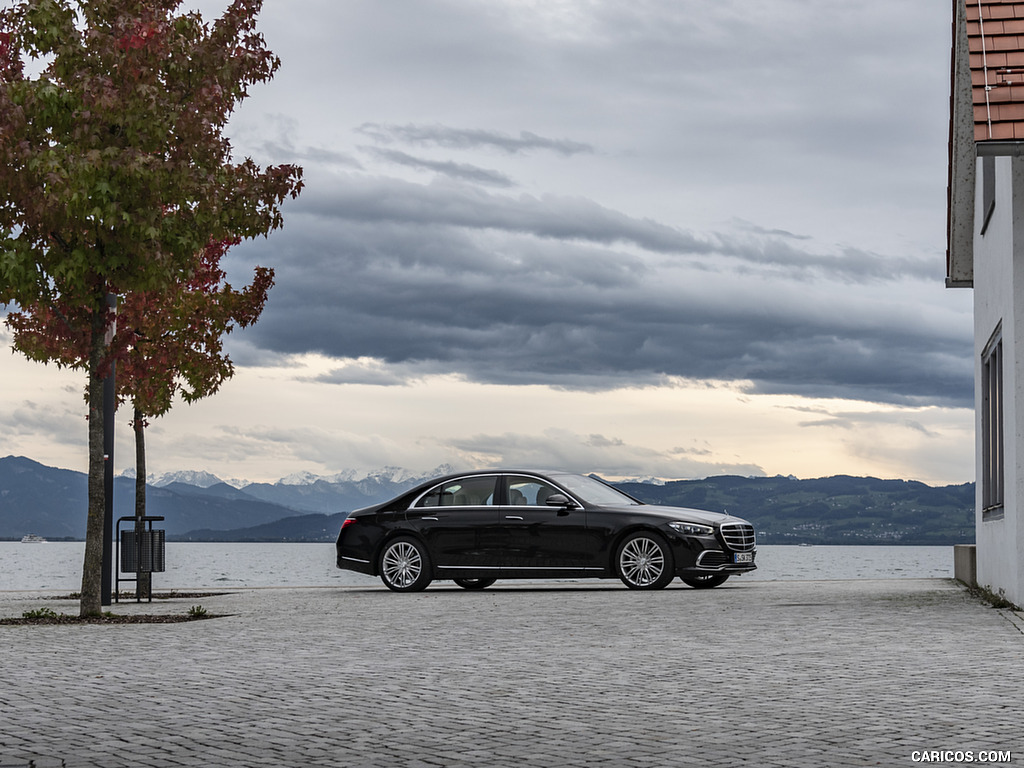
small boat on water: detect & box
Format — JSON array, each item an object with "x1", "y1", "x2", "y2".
[{"x1": 20, "y1": 533, "x2": 47, "y2": 543}]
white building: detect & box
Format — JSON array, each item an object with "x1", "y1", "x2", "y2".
[{"x1": 948, "y1": 0, "x2": 1024, "y2": 606}]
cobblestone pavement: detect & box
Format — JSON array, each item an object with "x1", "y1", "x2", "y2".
[{"x1": 1, "y1": 578, "x2": 1023, "y2": 768}]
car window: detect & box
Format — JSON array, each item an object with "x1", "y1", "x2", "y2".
[
  {"x1": 416, "y1": 476, "x2": 497, "y2": 507},
  {"x1": 506, "y1": 476, "x2": 561, "y2": 506},
  {"x1": 554, "y1": 473, "x2": 641, "y2": 506}
]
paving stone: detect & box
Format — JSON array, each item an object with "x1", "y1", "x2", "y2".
[{"x1": 1, "y1": 579, "x2": 1022, "y2": 767}]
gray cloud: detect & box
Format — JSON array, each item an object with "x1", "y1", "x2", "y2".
[
  {"x1": 0, "y1": 0, "x2": 973, "y2": 486},
  {"x1": 356, "y1": 123, "x2": 595, "y2": 156},
  {"x1": 730, "y1": 220, "x2": 813, "y2": 241},
  {"x1": 302, "y1": 173, "x2": 711, "y2": 256},
  {"x1": 291, "y1": 174, "x2": 938, "y2": 283},
  {"x1": 790, "y1": 406, "x2": 946, "y2": 438},
  {"x1": 2, "y1": 400, "x2": 85, "y2": 447},
  {"x1": 228, "y1": 171, "x2": 972, "y2": 407},
  {"x1": 238, "y1": 115, "x2": 364, "y2": 169},
  {"x1": 360, "y1": 146, "x2": 515, "y2": 187},
  {"x1": 167, "y1": 1, "x2": 972, "y2": 419},
  {"x1": 449, "y1": 428, "x2": 765, "y2": 479}
]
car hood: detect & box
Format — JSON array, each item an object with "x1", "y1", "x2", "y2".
[{"x1": 607, "y1": 504, "x2": 749, "y2": 526}]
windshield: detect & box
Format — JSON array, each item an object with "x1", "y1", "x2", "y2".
[{"x1": 555, "y1": 474, "x2": 642, "y2": 507}]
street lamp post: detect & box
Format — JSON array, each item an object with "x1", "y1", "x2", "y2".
[{"x1": 101, "y1": 293, "x2": 117, "y2": 606}]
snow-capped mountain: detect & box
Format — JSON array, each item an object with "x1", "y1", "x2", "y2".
[
  {"x1": 119, "y1": 464, "x2": 464, "y2": 516},
  {"x1": 236, "y1": 464, "x2": 460, "y2": 514},
  {"x1": 149, "y1": 469, "x2": 238, "y2": 489},
  {"x1": 8, "y1": 458, "x2": 466, "y2": 538},
  {"x1": 131, "y1": 464, "x2": 459, "y2": 492},
  {"x1": 276, "y1": 469, "x2": 351, "y2": 486},
  {"x1": 275, "y1": 464, "x2": 455, "y2": 487},
  {"x1": 620, "y1": 476, "x2": 667, "y2": 486}
]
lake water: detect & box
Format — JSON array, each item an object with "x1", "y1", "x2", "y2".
[{"x1": 0, "y1": 542, "x2": 956, "y2": 591}]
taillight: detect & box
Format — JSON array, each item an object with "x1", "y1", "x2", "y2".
[{"x1": 340, "y1": 517, "x2": 357, "y2": 531}]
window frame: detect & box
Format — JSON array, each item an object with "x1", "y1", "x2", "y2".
[
  {"x1": 413, "y1": 475, "x2": 499, "y2": 508},
  {"x1": 982, "y1": 325, "x2": 1004, "y2": 521},
  {"x1": 503, "y1": 475, "x2": 576, "y2": 507}
]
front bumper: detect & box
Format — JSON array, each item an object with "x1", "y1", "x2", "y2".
[
  {"x1": 669, "y1": 521, "x2": 757, "y2": 575},
  {"x1": 686, "y1": 548, "x2": 757, "y2": 574}
]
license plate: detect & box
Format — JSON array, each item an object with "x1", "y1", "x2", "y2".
[{"x1": 734, "y1": 552, "x2": 753, "y2": 564}]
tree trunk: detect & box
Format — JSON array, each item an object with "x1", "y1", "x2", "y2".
[
  {"x1": 134, "y1": 405, "x2": 151, "y2": 598},
  {"x1": 80, "y1": 309, "x2": 107, "y2": 617}
]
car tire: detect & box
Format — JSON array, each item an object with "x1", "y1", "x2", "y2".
[
  {"x1": 682, "y1": 573, "x2": 730, "y2": 589},
  {"x1": 453, "y1": 577, "x2": 497, "y2": 590},
  {"x1": 378, "y1": 537, "x2": 432, "y2": 592},
  {"x1": 616, "y1": 532, "x2": 674, "y2": 590}
]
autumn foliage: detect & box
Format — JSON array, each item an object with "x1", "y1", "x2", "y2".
[
  {"x1": 0, "y1": 0, "x2": 302, "y2": 615},
  {"x1": 7, "y1": 237, "x2": 275, "y2": 419}
]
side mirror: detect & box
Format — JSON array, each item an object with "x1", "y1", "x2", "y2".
[{"x1": 544, "y1": 493, "x2": 576, "y2": 508}]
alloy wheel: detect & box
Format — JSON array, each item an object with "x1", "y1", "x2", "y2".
[
  {"x1": 617, "y1": 534, "x2": 672, "y2": 589},
  {"x1": 381, "y1": 540, "x2": 425, "y2": 590}
]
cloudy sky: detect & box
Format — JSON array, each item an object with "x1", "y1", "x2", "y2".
[{"x1": 0, "y1": 0, "x2": 976, "y2": 486}]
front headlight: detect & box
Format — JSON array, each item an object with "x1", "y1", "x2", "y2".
[{"x1": 669, "y1": 521, "x2": 714, "y2": 536}]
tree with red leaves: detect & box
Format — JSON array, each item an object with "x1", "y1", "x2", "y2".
[
  {"x1": 9, "y1": 236, "x2": 274, "y2": 596},
  {"x1": 0, "y1": 0, "x2": 302, "y2": 615}
]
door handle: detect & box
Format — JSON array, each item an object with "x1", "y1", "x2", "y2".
[
  {"x1": 422, "y1": 516, "x2": 439, "y2": 521},
  {"x1": 504, "y1": 515, "x2": 524, "y2": 520}
]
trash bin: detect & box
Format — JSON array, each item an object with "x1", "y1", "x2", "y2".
[
  {"x1": 120, "y1": 528, "x2": 166, "y2": 573},
  {"x1": 115, "y1": 516, "x2": 166, "y2": 602}
]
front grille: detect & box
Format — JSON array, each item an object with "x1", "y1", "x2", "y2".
[{"x1": 720, "y1": 523, "x2": 756, "y2": 552}]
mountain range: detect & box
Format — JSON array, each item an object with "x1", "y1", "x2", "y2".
[
  {"x1": 0, "y1": 455, "x2": 976, "y2": 545},
  {"x1": 0, "y1": 456, "x2": 448, "y2": 542}
]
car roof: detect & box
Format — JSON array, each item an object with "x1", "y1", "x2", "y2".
[
  {"x1": 419, "y1": 469, "x2": 576, "y2": 485},
  {"x1": 435, "y1": 468, "x2": 572, "y2": 478}
]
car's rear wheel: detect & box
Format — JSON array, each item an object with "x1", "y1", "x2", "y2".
[
  {"x1": 379, "y1": 537, "x2": 432, "y2": 592},
  {"x1": 682, "y1": 573, "x2": 730, "y2": 589},
  {"x1": 453, "y1": 577, "x2": 497, "y2": 590},
  {"x1": 616, "y1": 532, "x2": 674, "y2": 590}
]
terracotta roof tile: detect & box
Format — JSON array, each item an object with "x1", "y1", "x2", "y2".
[
  {"x1": 994, "y1": 102, "x2": 1024, "y2": 119},
  {"x1": 985, "y1": 86, "x2": 1013, "y2": 103},
  {"x1": 990, "y1": 122, "x2": 1015, "y2": 139},
  {"x1": 991, "y1": 5, "x2": 1020, "y2": 18},
  {"x1": 992, "y1": 34, "x2": 1024, "y2": 49},
  {"x1": 965, "y1": 0, "x2": 1024, "y2": 141}
]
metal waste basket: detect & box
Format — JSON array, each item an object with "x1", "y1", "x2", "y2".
[
  {"x1": 120, "y1": 528, "x2": 166, "y2": 573},
  {"x1": 115, "y1": 516, "x2": 166, "y2": 602}
]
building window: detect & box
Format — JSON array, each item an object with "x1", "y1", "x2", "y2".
[{"x1": 982, "y1": 326, "x2": 1004, "y2": 520}]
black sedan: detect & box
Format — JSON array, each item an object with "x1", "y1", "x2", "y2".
[{"x1": 336, "y1": 470, "x2": 756, "y2": 591}]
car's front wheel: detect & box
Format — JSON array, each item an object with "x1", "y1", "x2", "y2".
[
  {"x1": 616, "y1": 532, "x2": 674, "y2": 590},
  {"x1": 378, "y1": 537, "x2": 432, "y2": 592},
  {"x1": 682, "y1": 573, "x2": 730, "y2": 589},
  {"x1": 453, "y1": 577, "x2": 497, "y2": 590}
]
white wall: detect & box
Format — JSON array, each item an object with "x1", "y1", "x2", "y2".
[{"x1": 973, "y1": 154, "x2": 1024, "y2": 606}]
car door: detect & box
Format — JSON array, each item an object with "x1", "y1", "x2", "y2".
[
  {"x1": 497, "y1": 475, "x2": 597, "y2": 572},
  {"x1": 404, "y1": 475, "x2": 501, "y2": 571}
]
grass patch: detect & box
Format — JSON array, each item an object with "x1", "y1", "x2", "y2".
[
  {"x1": 965, "y1": 583, "x2": 1022, "y2": 611},
  {"x1": 2, "y1": 607, "x2": 224, "y2": 625}
]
